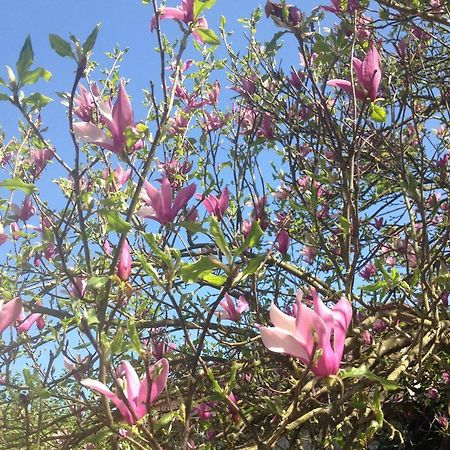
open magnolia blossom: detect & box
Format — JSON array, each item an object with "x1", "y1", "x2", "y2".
[
  {"x1": 150, "y1": 0, "x2": 208, "y2": 43},
  {"x1": 327, "y1": 44, "x2": 382, "y2": 102},
  {"x1": 73, "y1": 79, "x2": 142, "y2": 155},
  {"x1": 259, "y1": 288, "x2": 352, "y2": 377},
  {"x1": 137, "y1": 176, "x2": 196, "y2": 224},
  {"x1": 0, "y1": 297, "x2": 23, "y2": 336},
  {"x1": 81, "y1": 359, "x2": 169, "y2": 425},
  {"x1": 215, "y1": 294, "x2": 249, "y2": 323}
]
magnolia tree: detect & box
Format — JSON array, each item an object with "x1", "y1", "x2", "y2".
[{"x1": 0, "y1": 0, "x2": 449, "y2": 448}]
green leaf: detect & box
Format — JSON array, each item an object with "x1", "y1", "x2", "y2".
[
  {"x1": 87, "y1": 276, "x2": 109, "y2": 290},
  {"x1": 0, "y1": 178, "x2": 37, "y2": 195},
  {"x1": 180, "y1": 256, "x2": 222, "y2": 283},
  {"x1": 128, "y1": 321, "x2": 141, "y2": 354},
  {"x1": 21, "y1": 67, "x2": 52, "y2": 86},
  {"x1": 207, "y1": 368, "x2": 223, "y2": 395},
  {"x1": 340, "y1": 365, "x2": 399, "y2": 391},
  {"x1": 242, "y1": 254, "x2": 266, "y2": 278},
  {"x1": 194, "y1": 0, "x2": 216, "y2": 17},
  {"x1": 23, "y1": 92, "x2": 53, "y2": 109},
  {"x1": 154, "y1": 411, "x2": 177, "y2": 432},
  {"x1": 202, "y1": 273, "x2": 227, "y2": 287},
  {"x1": 49, "y1": 34, "x2": 75, "y2": 58},
  {"x1": 210, "y1": 217, "x2": 231, "y2": 261},
  {"x1": 137, "y1": 253, "x2": 162, "y2": 286},
  {"x1": 0, "y1": 93, "x2": 11, "y2": 102},
  {"x1": 82, "y1": 24, "x2": 100, "y2": 55},
  {"x1": 195, "y1": 28, "x2": 220, "y2": 45},
  {"x1": 111, "y1": 329, "x2": 124, "y2": 355},
  {"x1": 142, "y1": 233, "x2": 173, "y2": 267},
  {"x1": 99, "y1": 209, "x2": 131, "y2": 233},
  {"x1": 16, "y1": 35, "x2": 34, "y2": 81},
  {"x1": 370, "y1": 104, "x2": 386, "y2": 123},
  {"x1": 234, "y1": 221, "x2": 264, "y2": 256}
]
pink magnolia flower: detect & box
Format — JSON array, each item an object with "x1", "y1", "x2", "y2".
[
  {"x1": 0, "y1": 297, "x2": 22, "y2": 335},
  {"x1": 73, "y1": 83, "x2": 100, "y2": 121},
  {"x1": 73, "y1": 80, "x2": 142, "y2": 155},
  {"x1": 16, "y1": 302, "x2": 45, "y2": 333},
  {"x1": 103, "y1": 166, "x2": 131, "y2": 191},
  {"x1": 301, "y1": 246, "x2": 316, "y2": 264},
  {"x1": 321, "y1": 0, "x2": 358, "y2": 15},
  {"x1": 265, "y1": 1, "x2": 303, "y2": 29},
  {"x1": 196, "y1": 187, "x2": 230, "y2": 220},
  {"x1": 138, "y1": 176, "x2": 196, "y2": 224},
  {"x1": 215, "y1": 294, "x2": 249, "y2": 322},
  {"x1": 150, "y1": 0, "x2": 209, "y2": 44},
  {"x1": 12, "y1": 196, "x2": 35, "y2": 222},
  {"x1": 81, "y1": 359, "x2": 169, "y2": 425},
  {"x1": 29, "y1": 148, "x2": 53, "y2": 177},
  {"x1": 117, "y1": 240, "x2": 132, "y2": 282},
  {"x1": 242, "y1": 219, "x2": 253, "y2": 239},
  {"x1": 359, "y1": 261, "x2": 377, "y2": 280},
  {"x1": 259, "y1": 288, "x2": 352, "y2": 377},
  {"x1": 0, "y1": 223, "x2": 9, "y2": 246},
  {"x1": 327, "y1": 44, "x2": 381, "y2": 102},
  {"x1": 10, "y1": 222, "x2": 20, "y2": 240},
  {"x1": 193, "y1": 402, "x2": 215, "y2": 420},
  {"x1": 275, "y1": 229, "x2": 290, "y2": 254}
]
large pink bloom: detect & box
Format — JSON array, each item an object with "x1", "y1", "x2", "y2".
[
  {"x1": 138, "y1": 177, "x2": 196, "y2": 225},
  {"x1": 327, "y1": 44, "x2": 382, "y2": 102},
  {"x1": 81, "y1": 359, "x2": 169, "y2": 425},
  {"x1": 259, "y1": 288, "x2": 352, "y2": 377},
  {"x1": 150, "y1": 0, "x2": 209, "y2": 43},
  {"x1": 73, "y1": 80, "x2": 141, "y2": 155},
  {"x1": 0, "y1": 297, "x2": 22, "y2": 336}
]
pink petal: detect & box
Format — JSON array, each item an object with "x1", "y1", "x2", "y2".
[
  {"x1": 330, "y1": 296, "x2": 353, "y2": 362},
  {"x1": 119, "y1": 361, "x2": 140, "y2": 404},
  {"x1": 361, "y1": 45, "x2": 381, "y2": 101},
  {"x1": 218, "y1": 187, "x2": 230, "y2": 216},
  {"x1": 259, "y1": 326, "x2": 310, "y2": 362},
  {"x1": 268, "y1": 302, "x2": 296, "y2": 335},
  {"x1": 136, "y1": 358, "x2": 169, "y2": 418},
  {"x1": 72, "y1": 122, "x2": 116, "y2": 152},
  {"x1": 327, "y1": 79, "x2": 365, "y2": 100},
  {"x1": 160, "y1": 177, "x2": 175, "y2": 223},
  {"x1": 202, "y1": 195, "x2": 219, "y2": 215},
  {"x1": 112, "y1": 80, "x2": 134, "y2": 143},
  {"x1": 16, "y1": 311, "x2": 42, "y2": 333},
  {"x1": 0, "y1": 297, "x2": 22, "y2": 335},
  {"x1": 236, "y1": 296, "x2": 249, "y2": 314},
  {"x1": 171, "y1": 183, "x2": 196, "y2": 221},
  {"x1": 352, "y1": 57, "x2": 363, "y2": 85},
  {"x1": 81, "y1": 379, "x2": 132, "y2": 423},
  {"x1": 150, "y1": 8, "x2": 187, "y2": 32}
]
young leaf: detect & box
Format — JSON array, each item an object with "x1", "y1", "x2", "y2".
[
  {"x1": 210, "y1": 217, "x2": 231, "y2": 261},
  {"x1": 0, "y1": 178, "x2": 37, "y2": 195},
  {"x1": 82, "y1": 24, "x2": 100, "y2": 55},
  {"x1": 195, "y1": 28, "x2": 220, "y2": 45},
  {"x1": 21, "y1": 67, "x2": 52, "y2": 86},
  {"x1": 23, "y1": 93, "x2": 53, "y2": 109},
  {"x1": 370, "y1": 104, "x2": 386, "y2": 123},
  {"x1": 99, "y1": 209, "x2": 131, "y2": 233},
  {"x1": 49, "y1": 34, "x2": 75, "y2": 59},
  {"x1": 234, "y1": 221, "x2": 264, "y2": 256},
  {"x1": 16, "y1": 35, "x2": 34, "y2": 81}
]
